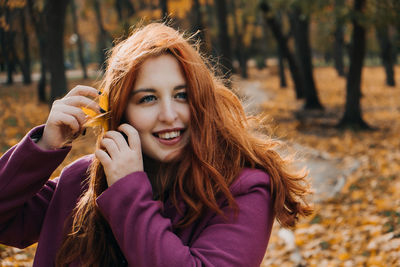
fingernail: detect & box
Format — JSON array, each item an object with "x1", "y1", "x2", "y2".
[
  {"x1": 82, "y1": 128, "x2": 87, "y2": 136},
  {"x1": 72, "y1": 132, "x2": 80, "y2": 139},
  {"x1": 100, "y1": 107, "x2": 106, "y2": 113}
]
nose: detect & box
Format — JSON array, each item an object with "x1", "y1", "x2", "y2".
[{"x1": 158, "y1": 99, "x2": 178, "y2": 124}]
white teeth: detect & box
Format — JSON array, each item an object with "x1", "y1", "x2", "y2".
[{"x1": 158, "y1": 131, "x2": 180, "y2": 140}]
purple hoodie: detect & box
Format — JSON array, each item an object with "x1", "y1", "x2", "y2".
[{"x1": 0, "y1": 126, "x2": 274, "y2": 266}]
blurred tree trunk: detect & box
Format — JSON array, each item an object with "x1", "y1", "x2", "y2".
[
  {"x1": 0, "y1": 30, "x2": 15, "y2": 85},
  {"x1": 204, "y1": 0, "x2": 217, "y2": 55},
  {"x1": 45, "y1": 0, "x2": 70, "y2": 103},
  {"x1": 338, "y1": 0, "x2": 369, "y2": 129},
  {"x1": 27, "y1": 0, "x2": 47, "y2": 102},
  {"x1": 2, "y1": 3, "x2": 15, "y2": 85},
  {"x1": 393, "y1": 29, "x2": 399, "y2": 64},
  {"x1": 93, "y1": 0, "x2": 109, "y2": 70},
  {"x1": 260, "y1": 1, "x2": 304, "y2": 99},
  {"x1": 191, "y1": 0, "x2": 209, "y2": 53},
  {"x1": 0, "y1": 28, "x2": 5, "y2": 73},
  {"x1": 334, "y1": 24, "x2": 345, "y2": 76},
  {"x1": 289, "y1": 7, "x2": 323, "y2": 110},
  {"x1": 204, "y1": 0, "x2": 216, "y2": 30},
  {"x1": 376, "y1": 25, "x2": 395, "y2": 86},
  {"x1": 115, "y1": 0, "x2": 135, "y2": 38},
  {"x1": 231, "y1": 0, "x2": 248, "y2": 78},
  {"x1": 334, "y1": 0, "x2": 345, "y2": 77},
  {"x1": 19, "y1": 7, "x2": 32, "y2": 84},
  {"x1": 277, "y1": 45, "x2": 287, "y2": 88},
  {"x1": 276, "y1": 13, "x2": 287, "y2": 88},
  {"x1": 0, "y1": 27, "x2": 14, "y2": 85},
  {"x1": 160, "y1": 0, "x2": 168, "y2": 19},
  {"x1": 215, "y1": 0, "x2": 232, "y2": 78},
  {"x1": 71, "y1": 0, "x2": 88, "y2": 79}
]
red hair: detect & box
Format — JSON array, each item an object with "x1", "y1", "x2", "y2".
[{"x1": 56, "y1": 23, "x2": 312, "y2": 266}]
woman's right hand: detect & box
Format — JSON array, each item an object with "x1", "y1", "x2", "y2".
[{"x1": 36, "y1": 85, "x2": 101, "y2": 150}]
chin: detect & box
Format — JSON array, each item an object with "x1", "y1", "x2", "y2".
[{"x1": 155, "y1": 148, "x2": 185, "y2": 163}]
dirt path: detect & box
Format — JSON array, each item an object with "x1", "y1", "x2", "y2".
[{"x1": 234, "y1": 78, "x2": 359, "y2": 203}]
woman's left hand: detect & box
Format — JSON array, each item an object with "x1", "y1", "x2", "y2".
[{"x1": 95, "y1": 124, "x2": 143, "y2": 187}]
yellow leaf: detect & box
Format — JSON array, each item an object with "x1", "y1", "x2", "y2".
[
  {"x1": 374, "y1": 199, "x2": 392, "y2": 210},
  {"x1": 351, "y1": 190, "x2": 364, "y2": 200},
  {"x1": 81, "y1": 91, "x2": 109, "y2": 131},
  {"x1": 338, "y1": 253, "x2": 350, "y2": 260},
  {"x1": 98, "y1": 91, "x2": 109, "y2": 111}
]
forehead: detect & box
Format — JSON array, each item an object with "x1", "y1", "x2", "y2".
[{"x1": 133, "y1": 54, "x2": 186, "y2": 89}]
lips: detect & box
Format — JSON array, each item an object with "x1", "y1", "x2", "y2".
[
  {"x1": 157, "y1": 130, "x2": 181, "y2": 140},
  {"x1": 153, "y1": 128, "x2": 185, "y2": 145}
]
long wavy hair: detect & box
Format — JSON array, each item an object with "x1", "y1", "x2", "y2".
[{"x1": 56, "y1": 23, "x2": 312, "y2": 266}]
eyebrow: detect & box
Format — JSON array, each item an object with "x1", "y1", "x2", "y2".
[{"x1": 131, "y1": 84, "x2": 187, "y2": 95}]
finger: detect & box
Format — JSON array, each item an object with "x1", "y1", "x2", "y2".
[
  {"x1": 55, "y1": 113, "x2": 81, "y2": 134},
  {"x1": 95, "y1": 149, "x2": 112, "y2": 168},
  {"x1": 100, "y1": 137, "x2": 120, "y2": 159},
  {"x1": 61, "y1": 95, "x2": 101, "y2": 113},
  {"x1": 53, "y1": 105, "x2": 88, "y2": 128},
  {"x1": 104, "y1": 131, "x2": 129, "y2": 151},
  {"x1": 118, "y1": 124, "x2": 141, "y2": 151},
  {"x1": 66, "y1": 85, "x2": 100, "y2": 98}
]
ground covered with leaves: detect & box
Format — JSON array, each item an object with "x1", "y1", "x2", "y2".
[
  {"x1": 257, "y1": 66, "x2": 400, "y2": 267},
  {"x1": 0, "y1": 66, "x2": 399, "y2": 266}
]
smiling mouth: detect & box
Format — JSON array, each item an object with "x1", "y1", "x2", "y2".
[{"x1": 153, "y1": 129, "x2": 184, "y2": 140}]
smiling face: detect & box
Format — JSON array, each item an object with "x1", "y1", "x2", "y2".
[{"x1": 125, "y1": 53, "x2": 190, "y2": 162}]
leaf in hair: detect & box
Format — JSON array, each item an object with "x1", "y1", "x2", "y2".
[{"x1": 82, "y1": 90, "x2": 109, "y2": 131}]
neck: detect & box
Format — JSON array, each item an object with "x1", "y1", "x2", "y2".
[
  {"x1": 143, "y1": 154, "x2": 178, "y2": 201},
  {"x1": 143, "y1": 154, "x2": 161, "y2": 182}
]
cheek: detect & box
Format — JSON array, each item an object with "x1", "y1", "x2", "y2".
[
  {"x1": 125, "y1": 107, "x2": 154, "y2": 133},
  {"x1": 180, "y1": 105, "x2": 191, "y2": 124}
]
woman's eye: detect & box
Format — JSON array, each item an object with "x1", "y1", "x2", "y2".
[
  {"x1": 175, "y1": 92, "x2": 187, "y2": 100},
  {"x1": 139, "y1": 95, "x2": 157, "y2": 103}
]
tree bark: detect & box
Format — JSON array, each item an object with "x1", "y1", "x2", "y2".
[
  {"x1": 93, "y1": 0, "x2": 109, "y2": 70},
  {"x1": 45, "y1": 0, "x2": 70, "y2": 103},
  {"x1": 260, "y1": 1, "x2": 304, "y2": 99},
  {"x1": 191, "y1": 0, "x2": 209, "y2": 54},
  {"x1": 334, "y1": 24, "x2": 345, "y2": 77},
  {"x1": 20, "y1": 7, "x2": 32, "y2": 84},
  {"x1": 70, "y1": 0, "x2": 88, "y2": 79},
  {"x1": 376, "y1": 25, "x2": 395, "y2": 87},
  {"x1": 290, "y1": 7, "x2": 323, "y2": 109},
  {"x1": 27, "y1": 0, "x2": 47, "y2": 102},
  {"x1": 160, "y1": 0, "x2": 168, "y2": 20},
  {"x1": 115, "y1": 0, "x2": 135, "y2": 38},
  {"x1": 0, "y1": 28, "x2": 5, "y2": 73},
  {"x1": 204, "y1": 0, "x2": 217, "y2": 55},
  {"x1": 231, "y1": 0, "x2": 248, "y2": 78},
  {"x1": 0, "y1": 26, "x2": 14, "y2": 85},
  {"x1": 276, "y1": 13, "x2": 287, "y2": 88},
  {"x1": 215, "y1": 0, "x2": 233, "y2": 78},
  {"x1": 334, "y1": 0, "x2": 345, "y2": 77},
  {"x1": 2, "y1": 3, "x2": 14, "y2": 85},
  {"x1": 338, "y1": 0, "x2": 369, "y2": 129},
  {"x1": 277, "y1": 45, "x2": 287, "y2": 88}
]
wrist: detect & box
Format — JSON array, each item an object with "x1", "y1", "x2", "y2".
[
  {"x1": 34, "y1": 134, "x2": 69, "y2": 150},
  {"x1": 30, "y1": 129, "x2": 53, "y2": 150}
]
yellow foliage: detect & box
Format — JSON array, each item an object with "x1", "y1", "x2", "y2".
[
  {"x1": 81, "y1": 91, "x2": 109, "y2": 131},
  {"x1": 169, "y1": 0, "x2": 192, "y2": 18},
  {"x1": 338, "y1": 252, "x2": 350, "y2": 260},
  {"x1": 2, "y1": 67, "x2": 400, "y2": 265},
  {"x1": 257, "y1": 66, "x2": 400, "y2": 266}
]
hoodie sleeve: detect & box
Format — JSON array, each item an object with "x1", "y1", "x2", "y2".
[
  {"x1": 96, "y1": 169, "x2": 274, "y2": 267},
  {"x1": 0, "y1": 126, "x2": 71, "y2": 248}
]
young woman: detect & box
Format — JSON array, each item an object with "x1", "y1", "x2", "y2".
[{"x1": 0, "y1": 23, "x2": 312, "y2": 266}]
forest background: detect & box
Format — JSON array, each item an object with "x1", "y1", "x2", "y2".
[{"x1": 0, "y1": 0, "x2": 399, "y2": 266}]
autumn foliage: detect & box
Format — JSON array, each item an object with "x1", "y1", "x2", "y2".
[{"x1": 0, "y1": 66, "x2": 400, "y2": 265}]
